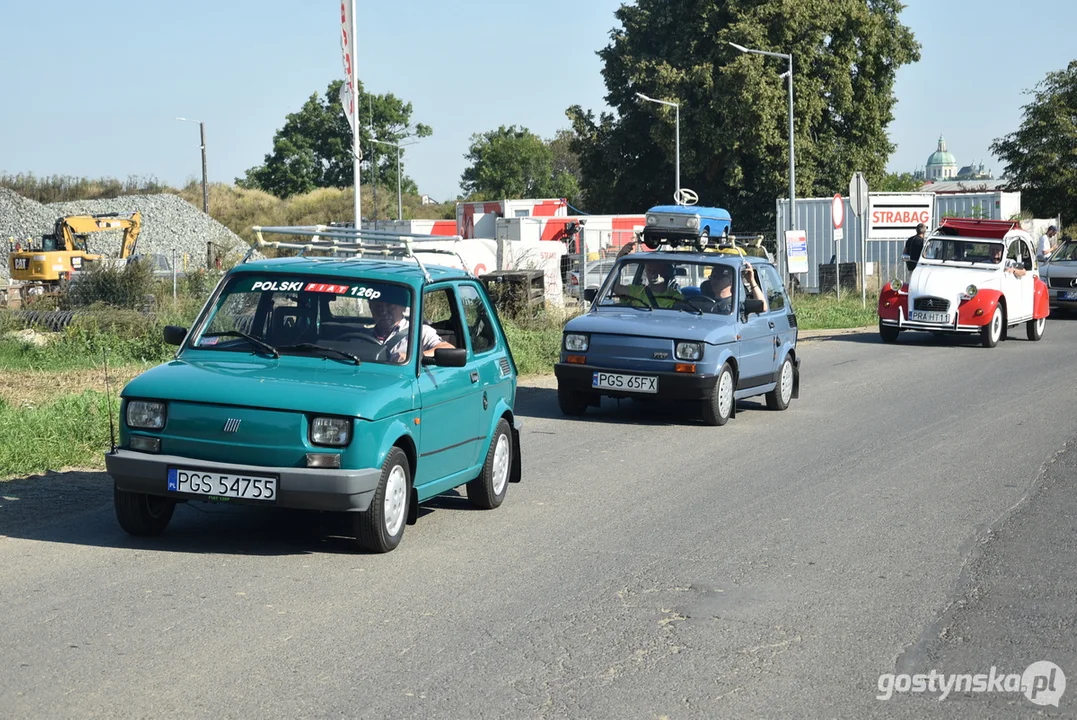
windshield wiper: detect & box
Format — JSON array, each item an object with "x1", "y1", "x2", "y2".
[
  {"x1": 278, "y1": 343, "x2": 361, "y2": 365},
  {"x1": 200, "y1": 331, "x2": 279, "y2": 358}
]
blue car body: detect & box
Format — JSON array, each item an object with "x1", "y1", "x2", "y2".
[
  {"x1": 554, "y1": 251, "x2": 800, "y2": 425},
  {"x1": 642, "y1": 205, "x2": 733, "y2": 250}
]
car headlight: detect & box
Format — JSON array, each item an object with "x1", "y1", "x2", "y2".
[
  {"x1": 564, "y1": 333, "x2": 589, "y2": 352},
  {"x1": 310, "y1": 416, "x2": 352, "y2": 447},
  {"x1": 126, "y1": 400, "x2": 166, "y2": 430},
  {"x1": 675, "y1": 341, "x2": 702, "y2": 361},
  {"x1": 686, "y1": 217, "x2": 699, "y2": 229},
  {"x1": 961, "y1": 284, "x2": 978, "y2": 301},
  {"x1": 892, "y1": 277, "x2": 904, "y2": 293},
  {"x1": 646, "y1": 214, "x2": 657, "y2": 226}
]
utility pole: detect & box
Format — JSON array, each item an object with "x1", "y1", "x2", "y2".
[{"x1": 176, "y1": 117, "x2": 209, "y2": 213}]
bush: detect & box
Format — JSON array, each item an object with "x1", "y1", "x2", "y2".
[{"x1": 61, "y1": 259, "x2": 157, "y2": 310}]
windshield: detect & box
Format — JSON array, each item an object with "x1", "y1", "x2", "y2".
[
  {"x1": 1049, "y1": 240, "x2": 1077, "y2": 262},
  {"x1": 921, "y1": 238, "x2": 1004, "y2": 265},
  {"x1": 596, "y1": 258, "x2": 750, "y2": 315},
  {"x1": 188, "y1": 274, "x2": 418, "y2": 365}
]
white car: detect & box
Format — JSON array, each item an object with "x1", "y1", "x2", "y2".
[
  {"x1": 877, "y1": 218, "x2": 1050, "y2": 348},
  {"x1": 1037, "y1": 236, "x2": 1077, "y2": 312}
]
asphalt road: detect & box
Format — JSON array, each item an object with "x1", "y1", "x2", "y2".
[{"x1": 3, "y1": 318, "x2": 1077, "y2": 719}]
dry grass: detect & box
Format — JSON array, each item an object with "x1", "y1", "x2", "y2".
[{"x1": 0, "y1": 364, "x2": 150, "y2": 408}]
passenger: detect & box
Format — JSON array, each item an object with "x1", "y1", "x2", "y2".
[
  {"x1": 365, "y1": 297, "x2": 453, "y2": 363},
  {"x1": 702, "y1": 262, "x2": 767, "y2": 314}
]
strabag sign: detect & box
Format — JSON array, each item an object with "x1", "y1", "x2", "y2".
[{"x1": 868, "y1": 192, "x2": 934, "y2": 242}]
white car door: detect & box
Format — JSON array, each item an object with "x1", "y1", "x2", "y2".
[{"x1": 1002, "y1": 239, "x2": 1033, "y2": 321}]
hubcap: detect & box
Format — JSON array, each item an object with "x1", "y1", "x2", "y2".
[
  {"x1": 718, "y1": 370, "x2": 733, "y2": 417},
  {"x1": 992, "y1": 310, "x2": 1002, "y2": 340},
  {"x1": 780, "y1": 360, "x2": 793, "y2": 403},
  {"x1": 1037, "y1": 318, "x2": 1045, "y2": 333},
  {"x1": 384, "y1": 465, "x2": 407, "y2": 537},
  {"x1": 492, "y1": 434, "x2": 510, "y2": 495}
]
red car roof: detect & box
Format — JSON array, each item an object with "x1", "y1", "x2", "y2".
[{"x1": 936, "y1": 218, "x2": 1020, "y2": 239}]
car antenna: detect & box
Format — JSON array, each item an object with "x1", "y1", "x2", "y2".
[{"x1": 103, "y1": 346, "x2": 117, "y2": 453}]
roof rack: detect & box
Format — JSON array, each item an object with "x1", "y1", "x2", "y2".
[{"x1": 248, "y1": 224, "x2": 470, "y2": 282}]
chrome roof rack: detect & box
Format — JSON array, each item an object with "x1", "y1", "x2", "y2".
[{"x1": 248, "y1": 224, "x2": 470, "y2": 282}]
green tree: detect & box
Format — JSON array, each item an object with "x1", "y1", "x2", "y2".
[
  {"x1": 567, "y1": 0, "x2": 920, "y2": 228},
  {"x1": 991, "y1": 60, "x2": 1077, "y2": 224},
  {"x1": 460, "y1": 125, "x2": 580, "y2": 202},
  {"x1": 239, "y1": 79, "x2": 432, "y2": 199},
  {"x1": 876, "y1": 171, "x2": 923, "y2": 192}
]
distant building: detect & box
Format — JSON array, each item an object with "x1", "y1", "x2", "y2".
[
  {"x1": 925, "y1": 135, "x2": 958, "y2": 180},
  {"x1": 955, "y1": 161, "x2": 993, "y2": 181},
  {"x1": 420, "y1": 194, "x2": 438, "y2": 206}
]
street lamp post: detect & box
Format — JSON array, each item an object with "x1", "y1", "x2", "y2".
[
  {"x1": 175, "y1": 117, "x2": 209, "y2": 213},
  {"x1": 370, "y1": 136, "x2": 418, "y2": 222},
  {"x1": 728, "y1": 43, "x2": 795, "y2": 281},
  {"x1": 635, "y1": 92, "x2": 680, "y2": 197}
]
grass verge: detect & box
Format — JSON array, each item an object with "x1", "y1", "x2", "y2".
[
  {"x1": 792, "y1": 292, "x2": 878, "y2": 331},
  {"x1": 0, "y1": 391, "x2": 113, "y2": 478}
]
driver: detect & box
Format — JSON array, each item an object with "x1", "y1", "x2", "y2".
[
  {"x1": 366, "y1": 297, "x2": 453, "y2": 363},
  {"x1": 993, "y1": 245, "x2": 1027, "y2": 277},
  {"x1": 613, "y1": 258, "x2": 684, "y2": 308}
]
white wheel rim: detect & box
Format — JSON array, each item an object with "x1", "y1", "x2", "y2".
[
  {"x1": 991, "y1": 309, "x2": 1002, "y2": 341},
  {"x1": 384, "y1": 465, "x2": 407, "y2": 537},
  {"x1": 780, "y1": 360, "x2": 793, "y2": 404},
  {"x1": 492, "y1": 434, "x2": 510, "y2": 496},
  {"x1": 718, "y1": 370, "x2": 733, "y2": 417},
  {"x1": 1036, "y1": 317, "x2": 1045, "y2": 334}
]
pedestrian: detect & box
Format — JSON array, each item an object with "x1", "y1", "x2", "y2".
[
  {"x1": 903, "y1": 223, "x2": 927, "y2": 272},
  {"x1": 1037, "y1": 225, "x2": 1058, "y2": 262}
]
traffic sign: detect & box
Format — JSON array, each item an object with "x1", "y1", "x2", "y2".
[
  {"x1": 849, "y1": 172, "x2": 868, "y2": 218},
  {"x1": 832, "y1": 194, "x2": 844, "y2": 229}
]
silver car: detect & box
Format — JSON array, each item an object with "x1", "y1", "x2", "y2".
[{"x1": 1038, "y1": 236, "x2": 1077, "y2": 312}]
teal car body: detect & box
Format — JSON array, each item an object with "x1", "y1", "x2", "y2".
[{"x1": 105, "y1": 256, "x2": 522, "y2": 552}]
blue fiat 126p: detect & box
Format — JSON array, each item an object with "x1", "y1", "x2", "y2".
[
  {"x1": 554, "y1": 248, "x2": 800, "y2": 425},
  {"x1": 105, "y1": 232, "x2": 522, "y2": 553}
]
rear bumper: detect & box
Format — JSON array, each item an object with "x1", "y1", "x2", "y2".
[
  {"x1": 554, "y1": 363, "x2": 717, "y2": 401},
  {"x1": 104, "y1": 449, "x2": 381, "y2": 512}
]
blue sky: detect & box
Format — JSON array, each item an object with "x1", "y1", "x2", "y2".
[{"x1": 0, "y1": 1, "x2": 1073, "y2": 205}]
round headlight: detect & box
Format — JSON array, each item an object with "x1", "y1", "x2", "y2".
[
  {"x1": 965, "y1": 284, "x2": 978, "y2": 298},
  {"x1": 646, "y1": 214, "x2": 657, "y2": 225},
  {"x1": 892, "y1": 277, "x2": 903, "y2": 293},
  {"x1": 686, "y1": 217, "x2": 699, "y2": 229}
]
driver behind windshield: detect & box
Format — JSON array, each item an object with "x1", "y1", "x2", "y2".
[
  {"x1": 367, "y1": 297, "x2": 453, "y2": 363},
  {"x1": 614, "y1": 260, "x2": 684, "y2": 308}
]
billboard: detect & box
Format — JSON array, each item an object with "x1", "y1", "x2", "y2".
[{"x1": 868, "y1": 193, "x2": 934, "y2": 242}]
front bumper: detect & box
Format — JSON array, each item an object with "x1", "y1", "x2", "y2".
[
  {"x1": 554, "y1": 362, "x2": 718, "y2": 401},
  {"x1": 105, "y1": 449, "x2": 382, "y2": 512},
  {"x1": 641, "y1": 227, "x2": 702, "y2": 247},
  {"x1": 880, "y1": 305, "x2": 985, "y2": 333}
]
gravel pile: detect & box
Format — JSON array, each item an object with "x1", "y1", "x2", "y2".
[{"x1": 0, "y1": 189, "x2": 248, "y2": 282}]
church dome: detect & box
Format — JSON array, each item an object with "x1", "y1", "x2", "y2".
[{"x1": 927, "y1": 135, "x2": 957, "y2": 168}]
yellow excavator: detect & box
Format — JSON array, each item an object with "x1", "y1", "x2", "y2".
[{"x1": 6, "y1": 211, "x2": 143, "y2": 303}]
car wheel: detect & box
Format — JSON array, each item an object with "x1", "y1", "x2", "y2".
[
  {"x1": 703, "y1": 362, "x2": 735, "y2": 426},
  {"x1": 981, "y1": 305, "x2": 1004, "y2": 348},
  {"x1": 557, "y1": 386, "x2": 590, "y2": 416},
  {"x1": 879, "y1": 321, "x2": 899, "y2": 344},
  {"x1": 114, "y1": 484, "x2": 176, "y2": 536},
  {"x1": 355, "y1": 446, "x2": 410, "y2": 553},
  {"x1": 467, "y1": 418, "x2": 511, "y2": 510},
  {"x1": 766, "y1": 355, "x2": 794, "y2": 411},
  {"x1": 1026, "y1": 316, "x2": 1045, "y2": 341},
  {"x1": 694, "y1": 228, "x2": 709, "y2": 251}
]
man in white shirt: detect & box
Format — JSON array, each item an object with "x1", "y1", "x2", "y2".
[
  {"x1": 367, "y1": 298, "x2": 453, "y2": 363},
  {"x1": 1038, "y1": 225, "x2": 1058, "y2": 261}
]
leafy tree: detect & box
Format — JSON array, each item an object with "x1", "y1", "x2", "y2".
[
  {"x1": 460, "y1": 125, "x2": 580, "y2": 202},
  {"x1": 991, "y1": 60, "x2": 1077, "y2": 224},
  {"x1": 876, "y1": 171, "x2": 923, "y2": 192},
  {"x1": 567, "y1": 0, "x2": 920, "y2": 228},
  {"x1": 239, "y1": 79, "x2": 432, "y2": 200}
]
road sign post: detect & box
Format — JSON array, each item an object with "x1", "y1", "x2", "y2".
[
  {"x1": 849, "y1": 172, "x2": 869, "y2": 308},
  {"x1": 832, "y1": 194, "x2": 844, "y2": 300}
]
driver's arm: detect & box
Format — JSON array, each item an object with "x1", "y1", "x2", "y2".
[
  {"x1": 743, "y1": 268, "x2": 768, "y2": 311},
  {"x1": 420, "y1": 324, "x2": 454, "y2": 357}
]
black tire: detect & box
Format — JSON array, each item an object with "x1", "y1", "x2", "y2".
[
  {"x1": 702, "y1": 362, "x2": 735, "y2": 426},
  {"x1": 557, "y1": 385, "x2": 589, "y2": 416},
  {"x1": 879, "y1": 321, "x2": 899, "y2": 344},
  {"x1": 355, "y1": 446, "x2": 410, "y2": 553},
  {"x1": 1026, "y1": 316, "x2": 1045, "y2": 341},
  {"x1": 766, "y1": 354, "x2": 794, "y2": 411},
  {"x1": 695, "y1": 228, "x2": 709, "y2": 251},
  {"x1": 114, "y1": 485, "x2": 176, "y2": 536},
  {"x1": 467, "y1": 418, "x2": 512, "y2": 510},
  {"x1": 981, "y1": 304, "x2": 1004, "y2": 348}
]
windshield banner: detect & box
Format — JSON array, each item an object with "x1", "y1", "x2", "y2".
[{"x1": 228, "y1": 276, "x2": 410, "y2": 305}]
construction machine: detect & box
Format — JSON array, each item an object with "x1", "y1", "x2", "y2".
[{"x1": 6, "y1": 211, "x2": 143, "y2": 303}]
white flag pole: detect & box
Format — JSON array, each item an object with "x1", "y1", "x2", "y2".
[{"x1": 350, "y1": 0, "x2": 361, "y2": 228}]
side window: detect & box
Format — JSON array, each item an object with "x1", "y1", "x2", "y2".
[
  {"x1": 760, "y1": 265, "x2": 786, "y2": 311},
  {"x1": 421, "y1": 287, "x2": 464, "y2": 352},
  {"x1": 457, "y1": 283, "x2": 498, "y2": 354}
]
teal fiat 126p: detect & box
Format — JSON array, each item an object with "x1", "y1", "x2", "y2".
[{"x1": 105, "y1": 228, "x2": 522, "y2": 553}]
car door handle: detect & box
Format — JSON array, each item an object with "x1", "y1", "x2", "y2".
[
  {"x1": 470, "y1": 371, "x2": 479, "y2": 383},
  {"x1": 768, "y1": 321, "x2": 775, "y2": 329}
]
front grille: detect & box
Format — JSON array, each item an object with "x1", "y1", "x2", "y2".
[
  {"x1": 914, "y1": 297, "x2": 949, "y2": 312},
  {"x1": 1050, "y1": 277, "x2": 1077, "y2": 289}
]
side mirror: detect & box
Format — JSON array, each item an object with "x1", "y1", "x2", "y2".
[
  {"x1": 163, "y1": 325, "x2": 187, "y2": 346},
  {"x1": 901, "y1": 253, "x2": 911, "y2": 261},
  {"x1": 743, "y1": 299, "x2": 765, "y2": 316},
  {"x1": 583, "y1": 288, "x2": 598, "y2": 302},
  {"x1": 423, "y1": 347, "x2": 467, "y2": 367}
]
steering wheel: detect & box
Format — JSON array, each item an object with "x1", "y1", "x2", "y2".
[
  {"x1": 674, "y1": 188, "x2": 699, "y2": 206},
  {"x1": 681, "y1": 294, "x2": 719, "y2": 313},
  {"x1": 334, "y1": 332, "x2": 383, "y2": 347}
]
